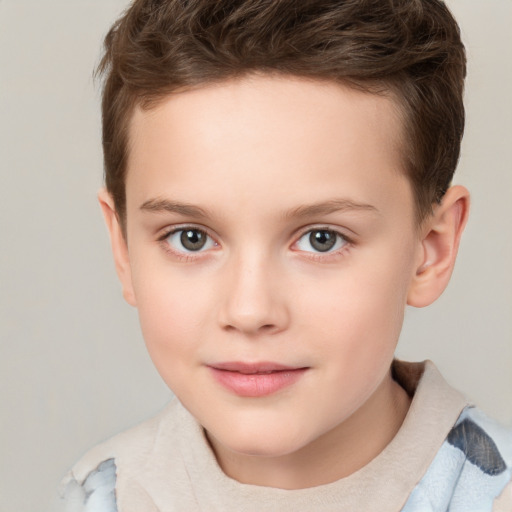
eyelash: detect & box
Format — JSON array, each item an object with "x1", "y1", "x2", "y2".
[
  {"x1": 157, "y1": 225, "x2": 219, "y2": 262},
  {"x1": 292, "y1": 227, "x2": 352, "y2": 261},
  {"x1": 156, "y1": 225, "x2": 353, "y2": 262}
]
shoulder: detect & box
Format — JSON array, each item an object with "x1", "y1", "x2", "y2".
[
  {"x1": 403, "y1": 406, "x2": 512, "y2": 512},
  {"x1": 60, "y1": 458, "x2": 117, "y2": 512},
  {"x1": 448, "y1": 407, "x2": 512, "y2": 476},
  {"x1": 59, "y1": 400, "x2": 180, "y2": 511}
]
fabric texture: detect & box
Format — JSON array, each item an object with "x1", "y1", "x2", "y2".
[
  {"x1": 60, "y1": 360, "x2": 512, "y2": 511},
  {"x1": 60, "y1": 459, "x2": 117, "y2": 512}
]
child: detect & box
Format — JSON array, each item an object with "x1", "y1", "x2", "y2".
[{"x1": 60, "y1": 0, "x2": 512, "y2": 510}]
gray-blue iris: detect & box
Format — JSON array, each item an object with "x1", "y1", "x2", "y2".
[
  {"x1": 181, "y1": 229, "x2": 207, "y2": 251},
  {"x1": 310, "y1": 230, "x2": 336, "y2": 252}
]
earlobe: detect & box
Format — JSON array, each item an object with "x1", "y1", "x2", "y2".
[
  {"x1": 407, "y1": 185, "x2": 470, "y2": 308},
  {"x1": 98, "y1": 188, "x2": 137, "y2": 307}
]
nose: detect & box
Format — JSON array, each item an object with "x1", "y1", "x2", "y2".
[{"x1": 218, "y1": 251, "x2": 290, "y2": 336}]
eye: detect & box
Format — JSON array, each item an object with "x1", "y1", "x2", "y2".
[
  {"x1": 295, "y1": 229, "x2": 348, "y2": 253},
  {"x1": 165, "y1": 228, "x2": 216, "y2": 253}
]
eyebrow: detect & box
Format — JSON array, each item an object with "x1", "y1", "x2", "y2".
[
  {"x1": 140, "y1": 197, "x2": 379, "y2": 220},
  {"x1": 284, "y1": 199, "x2": 380, "y2": 219},
  {"x1": 140, "y1": 198, "x2": 210, "y2": 218}
]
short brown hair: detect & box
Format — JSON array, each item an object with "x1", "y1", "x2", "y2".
[{"x1": 97, "y1": 0, "x2": 466, "y2": 228}]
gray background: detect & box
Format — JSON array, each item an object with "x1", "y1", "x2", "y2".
[{"x1": 0, "y1": 1, "x2": 510, "y2": 510}]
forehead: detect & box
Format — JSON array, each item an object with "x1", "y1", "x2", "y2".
[{"x1": 125, "y1": 75, "x2": 411, "y2": 222}]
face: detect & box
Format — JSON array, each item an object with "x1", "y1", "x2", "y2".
[{"x1": 118, "y1": 76, "x2": 424, "y2": 465}]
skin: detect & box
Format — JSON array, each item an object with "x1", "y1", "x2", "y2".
[{"x1": 100, "y1": 75, "x2": 469, "y2": 489}]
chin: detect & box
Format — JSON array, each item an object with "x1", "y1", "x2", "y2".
[{"x1": 208, "y1": 424, "x2": 312, "y2": 459}]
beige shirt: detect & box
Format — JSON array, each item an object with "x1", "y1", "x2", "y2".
[{"x1": 61, "y1": 360, "x2": 512, "y2": 511}]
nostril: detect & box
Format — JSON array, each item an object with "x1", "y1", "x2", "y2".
[{"x1": 222, "y1": 322, "x2": 278, "y2": 335}]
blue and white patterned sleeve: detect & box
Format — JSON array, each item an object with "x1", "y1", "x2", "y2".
[
  {"x1": 61, "y1": 459, "x2": 118, "y2": 512},
  {"x1": 402, "y1": 407, "x2": 512, "y2": 512}
]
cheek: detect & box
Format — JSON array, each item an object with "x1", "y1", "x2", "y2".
[
  {"x1": 131, "y1": 266, "x2": 213, "y2": 374},
  {"x1": 299, "y1": 248, "x2": 414, "y2": 361},
  {"x1": 298, "y1": 261, "x2": 410, "y2": 415}
]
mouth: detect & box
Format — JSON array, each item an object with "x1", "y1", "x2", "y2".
[{"x1": 207, "y1": 361, "x2": 309, "y2": 397}]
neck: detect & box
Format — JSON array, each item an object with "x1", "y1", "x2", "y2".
[{"x1": 207, "y1": 370, "x2": 411, "y2": 489}]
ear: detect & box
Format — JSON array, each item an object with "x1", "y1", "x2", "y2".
[
  {"x1": 98, "y1": 188, "x2": 137, "y2": 307},
  {"x1": 407, "y1": 185, "x2": 470, "y2": 308}
]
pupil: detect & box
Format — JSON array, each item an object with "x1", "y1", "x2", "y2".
[
  {"x1": 310, "y1": 230, "x2": 336, "y2": 252},
  {"x1": 181, "y1": 229, "x2": 206, "y2": 251}
]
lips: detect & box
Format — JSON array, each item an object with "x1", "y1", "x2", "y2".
[{"x1": 208, "y1": 361, "x2": 308, "y2": 397}]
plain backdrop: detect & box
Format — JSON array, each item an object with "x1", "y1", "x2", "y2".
[{"x1": 0, "y1": 1, "x2": 511, "y2": 510}]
